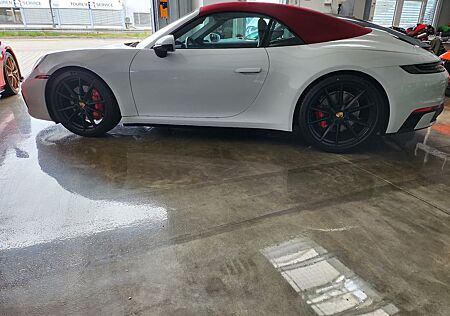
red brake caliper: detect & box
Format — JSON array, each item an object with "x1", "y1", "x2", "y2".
[
  {"x1": 91, "y1": 89, "x2": 104, "y2": 120},
  {"x1": 315, "y1": 111, "x2": 328, "y2": 128}
]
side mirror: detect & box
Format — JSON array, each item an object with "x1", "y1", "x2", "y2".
[
  {"x1": 153, "y1": 35, "x2": 176, "y2": 58},
  {"x1": 209, "y1": 33, "x2": 220, "y2": 43}
]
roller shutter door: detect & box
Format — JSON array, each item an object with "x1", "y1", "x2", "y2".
[
  {"x1": 92, "y1": 10, "x2": 122, "y2": 26},
  {"x1": 22, "y1": 8, "x2": 52, "y2": 25},
  {"x1": 423, "y1": 0, "x2": 438, "y2": 25},
  {"x1": 58, "y1": 9, "x2": 90, "y2": 25},
  {"x1": 372, "y1": 0, "x2": 396, "y2": 26},
  {"x1": 399, "y1": 0, "x2": 422, "y2": 28},
  {"x1": 133, "y1": 12, "x2": 151, "y2": 26}
]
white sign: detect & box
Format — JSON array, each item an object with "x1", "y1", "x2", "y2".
[
  {"x1": 0, "y1": 0, "x2": 123, "y2": 9},
  {"x1": 0, "y1": 0, "x2": 16, "y2": 8},
  {"x1": 0, "y1": 0, "x2": 48, "y2": 8},
  {"x1": 52, "y1": 0, "x2": 123, "y2": 10},
  {"x1": 21, "y1": 0, "x2": 46, "y2": 8}
]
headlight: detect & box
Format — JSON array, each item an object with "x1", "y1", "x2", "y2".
[
  {"x1": 32, "y1": 55, "x2": 47, "y2": 71},
  {"x1": 401, "y1": 61, "x2": 446, "y2": 74}
]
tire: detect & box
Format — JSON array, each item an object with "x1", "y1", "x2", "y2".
[
  {"x1": 48, "y1": 69, "x2": 121, "y2": 137},
  {"x1": 298, "y1": 74, "x2": 386, "y2": 153},
  {"x1": 3, "y1": 52, "x2": 20, "y2": 97}
]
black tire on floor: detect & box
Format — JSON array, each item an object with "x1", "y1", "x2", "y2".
[
  {"x1": 48, "y1": 69, "x2": 121, "y2": 137},
  {"x1": 298, "y1": 74, "x2": 387, "y2": 153},
  {"x1": 2, "y1": 52, "x2": 21, "y2": 97}
]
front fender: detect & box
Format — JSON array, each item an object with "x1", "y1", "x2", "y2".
[{"x1": 34, "y1": 48, "x2": 141, "y2": 117}]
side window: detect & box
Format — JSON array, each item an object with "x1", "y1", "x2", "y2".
[
  {"x1": 267, "y1": 21, "x2": 302, "y2": 47},
  {"x1": 173, "y1": 12, "x2": 270, "y2": 49}
]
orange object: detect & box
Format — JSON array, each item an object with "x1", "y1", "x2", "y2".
[
  {"x1": 160, "y1": 0, "x2": 169, "y2": 19},
  {"x1": 440, "y1": 51, "x2": 450, "y2": 61},
  {"x1": 432, "y1": 124, "x2": 450, "y2": 136}
]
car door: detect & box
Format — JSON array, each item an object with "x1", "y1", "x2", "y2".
[{"x1": 130, "y1": 12, "x2": 270, "y2": 118}]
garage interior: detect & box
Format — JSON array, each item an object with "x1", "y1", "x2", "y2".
[{"x1": 1, "y1": 1, "x2": 450, "y2": 316}]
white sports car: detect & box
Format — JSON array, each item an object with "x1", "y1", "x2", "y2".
[{"x1": 22, "y1": 2, "x2": 448, "y2": 152}]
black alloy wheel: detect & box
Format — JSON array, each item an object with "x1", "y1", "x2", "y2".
[
  {"x1": 299, "y1": 74, "x2": 386, "y2": 152},
  {"x1": 48, "y1": 69, "x2": 121, "y2": 137}
]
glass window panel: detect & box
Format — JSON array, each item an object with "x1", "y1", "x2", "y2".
[
  {"x1": 423, "y1": 0, "x2": 438, "y2": 25},
  {"x1": 399, "y1": 0, "x2": 423, "y2": 28},
  {"x1": 372, "y1": 0, "x2": 396, "y2": 26}
]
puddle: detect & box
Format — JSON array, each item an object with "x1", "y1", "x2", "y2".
[
  {"x1": 262, "y1": 238, "x2": 399, "y2": 316},
  {"x1": 415, "y1": 128, "x2": 450, "y2": 169}
]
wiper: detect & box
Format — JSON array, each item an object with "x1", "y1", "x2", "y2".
[{"x1": 124, "y1": 41, "x2": 140, "y2": 47}]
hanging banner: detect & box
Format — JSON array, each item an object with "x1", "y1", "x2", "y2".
[
  {"x1": 0, "y1": 0, "x2": 122, "y2": 9},
  {"x1": 0, "y1": 0, "x2": 16, "y2": 8},
  {"x1": 52, "y1": 0, "x2": 123, "y2": 10},
  {"x1": 20, "y1": 1, "x2": 46, "y2": 8},
  {"x1": 159, "y1": 0, "x2": 168, "y2": 18},
  {"x1": 0, "y1": 0, "x2": 46, "y2": 8}
]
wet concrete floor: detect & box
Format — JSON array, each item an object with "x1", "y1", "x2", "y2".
[{"x1": 1, "y1": 39, "x2": 450, "y2": 315}]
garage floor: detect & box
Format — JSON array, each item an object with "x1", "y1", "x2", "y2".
[{"x1": 1, "y1": 39, "x2": 450, "y2": 316}]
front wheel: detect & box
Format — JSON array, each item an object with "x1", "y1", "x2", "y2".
[
  {"x1": 3, "y1": 52, "x2": 21, "y2": 97},
  {"x1": 298, "y1": 74, "x2": 387, "y2": 153},
  {"x1": 48, "y1": 69, "x2": 121, "y2": 137}
]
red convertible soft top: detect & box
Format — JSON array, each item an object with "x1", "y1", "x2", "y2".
[{"x1": 199, "y1": 2, "x2": 371, "y2": 44}]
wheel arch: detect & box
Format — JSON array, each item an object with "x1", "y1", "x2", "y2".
[
  {"x1": 292, "y1": 70, "x2": 390, "y2": 133},
  {"x1": 45, "y1": 66, "x2": 121, "y2": 123},
  {"x1": 4, "y1": 47, "x2": 22, "y2": 79}
]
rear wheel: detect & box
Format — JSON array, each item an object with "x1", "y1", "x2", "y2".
[
  {"x1": 48, "y1": 69, "x2": 121, "y2": 137},
  {"x1": 298, "y1": 74, "x2": 386, "y2": 153},
  {"x1": 3, "y1": 52, "x2": 20, "y2": 97}
]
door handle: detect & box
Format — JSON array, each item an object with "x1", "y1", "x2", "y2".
[{"x1": 234, "y1": 67, "x2": 262, "y2": 74}]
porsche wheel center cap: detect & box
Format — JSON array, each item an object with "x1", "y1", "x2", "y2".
[
  {"x1": 335, "y1": 111, "x2": 344, "y2": 119},
  {"x1": 79, "y1": 101, "x2": 86, "y2": 109}
]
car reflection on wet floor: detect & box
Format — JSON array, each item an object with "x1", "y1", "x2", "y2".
[
  {"x1": 1, "y1": 40, "x2": 450, "y2": 315},
  {"x1": 0, "y1": 93, "x2": 449, "y2": 315}
]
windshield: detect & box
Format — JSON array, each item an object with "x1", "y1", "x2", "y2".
[{"x1": 137, "y1": 10, "x2": 199, "y2": 49}]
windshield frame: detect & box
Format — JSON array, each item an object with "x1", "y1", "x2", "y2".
[{"x1": 137, "y1": 10, "x2": 199, "y2": 49}]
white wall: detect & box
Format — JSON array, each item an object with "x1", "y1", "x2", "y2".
[
  {"x1": 122, "y1": 0, "x2": 151, "y2": 26},
  {"x1": 197, "y1": 0, "x2": 246, "y2": 6},
  {"x1": 437, "y1": 0, "x2": 450, "y2": 26},
  {"x1": 288, "y1": 0, "x2": 333, "y2": 13},
  {"x1": 193, "y1": 0, "x2": 285, "y2": 9},
  {"x1": 190, "y1": 0, "x2": 369, "y2": 16},
  {"x1": 123, "y1": 0, "x2": 151, "y2": 13},
  {"x1": 192, "y1": 0, "x2": 203, "y2": 8},
  {"x1": 247, "y1": 0, "x2": 283, "y2": 3},
  {"x1": 288, "y1": 0, "x2": 368, "y2": 17},
  {"x1": 352, "y1": 0, "x2": 363, "y2": 17},
  {"x1": 352, "y1": 0, "x2": 368, "y2": 19},
  {"x1": 202, "y1": 0, "x2": 231, "y2": 5},
  {"x1": 122, "y1": 0, "x2": 151, "y2": 17}
]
